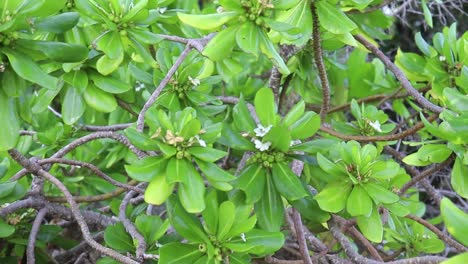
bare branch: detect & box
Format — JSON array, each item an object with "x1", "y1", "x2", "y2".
[{"x1": 27, "y1": 208, "x2": 48, "y2": 264}]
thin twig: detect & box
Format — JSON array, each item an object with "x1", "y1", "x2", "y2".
[
  {"x1": 311, "y1": 3, "x2": 331, "y2": 121},
  {"x1": 27, "y1": 208, "x2": 47, "y2": 264},
  {"x1": 405, "y1": 214, "x2": 467, "y2": 252},
  {"x1": 354, "y1": 35, "x2": 444, "y2": 114},
  {"x1": 80, "y1": 123, "x2": 133, "y2": 132},
  {"x1": 8, "y1": 149, "x2": 139, "y2": 264}
]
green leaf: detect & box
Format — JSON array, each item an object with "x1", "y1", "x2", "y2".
[
  {"x1": 202, "y1": 190, "x2": 219, "y2": 235},
  {"x1": 0, "y1": 92, "x2": 19, "y2": 151},
  {"x1": 3, "y1": 48, "x2": 59, "y2": 90},
  {"x1": 237, "y1": 164, "x2": 266, "y2": 204},
  {"x1": 34, "y1": 12, "x2": 80, "y2": 33},
  {"x1": 188, "y1": 147, "x2": 226, "y2": 162},
  {"x1": 451, "y1": 157, "x2": 468, "y2": 199},
  {"x1": 441, "y1": 252, "x2": 468, "y2": 264},
  {"x1": 236, "y1": 22, "x2": 260, "y2": 56},
  {"x1": 16, "y1": 40, "x2": 88, "y2": 62},
  {"x1": 195, "y1": 158, "x2": 235, "y2": 182},
  {"x1": 104, "y1": 223, "x2": 135, "y2": 252},
  {"x1": 135, "y1": 215, "x2": 169, "y2": 244},
  {"x1": 217, "y1": 201, "x2": 236, "y2": 240},
  {"x1": 444, "y1": 88, "x2": 468, "y2": 113},
  {"x1": 258, "y1": 30, "x2": 290, "y2": 74},
  {"x1": 356, "y1": 205, "x2": 383, "y2": 243},
  {"x1": 316, "y1": 1, "x2": 357, "y2": 34},
  {"x1": 403, "y1": 144, "x2": 452, "y2": 166},
  {"x1": 289, "y1": 111, "x2": 320, "y2": 139},
  {"x1": 177, "y1": 12, "x2": 239, "y2": 30},
  {"x1": 256, "y1": 174, "x2": 284, "y2": 232},
  {"x1": 159, "y1": 242, "x2": 204, "y2": 264},
  {"x1": 363, "y1": 182, "x2": 399, "y2": 204},
  {"x1": 233, "y1": 95, "x2": 256, "y2": 132},
  {"x1": 0, "y1": 219, "x2": 15, "y2": 238},
  {"x1": 97, "y1": 31, "x2": 124, "y2": 60},
  {"x1": 166, "y1": 157, "x2": 190, "y2": 183},
  {"x1": 316, "y1": 153, "x2": 346, "y2": 177},
  {"x1": 415, "y1": 32, "x2": 436, "y2": 57},
  {"x1": 90, "y1": 73, "x2": 132, "y2": 94},
  {"x1": 271, "y1": 162, "x2": 307, "y2": 201},
  {"x1": 62, "y1": 86, "x2": 85, "y2": 125},
  {"x1": 229, "y1": 229, "x2": 284, "y2": 256},
  {"x1": 441, "y1": 198, "x2": 468, "y2": 246},
  {"x1": 255, "y1": 88, "x2": 276, "y2": 126},
  {"x1": 421, "y1": 0, "x2": 433, "y2": 28},
  {"x1": 122, "y1": 0, "x2": 148, "y2": 22},
  {"x1": 346, "y1": 185, "x2": 373, "y2": 216},
  {"x1": 180, "y1": 119, "x2": 201, "y2": 139},
  {"x1": 263, "y1": 126, "x2": 291, "y2": 152},
  {"x1": 83, "y1": 84, "x2": 117, "y2": 112},
  {"x1": 0, "y1": 181, "x2": 17, "y2": 199},
  {"x1": 178, "y1": 166, "x2": 206, "y2": 213},
  {"x1": 62, "y1": 70, "x2": 88, "y2": 93},
  {"x1": 203, "y1": 25, "x2": 239, "y2": 61},
  {"x1": 96, "y1": 54, "x2": 123, "y2": 75},
  {"x1": 314, "y1": 181, "x2": 352, "y2": 213},
  {"x1": 167, "y1": 196, "x2": 209, "y2": 243},
  {"x1": 144, "y1": 174, "x2": 175, "y2": 205},
  {"x1": 283, "y1": 100, "x2": 305, "y2": 127},
  {"x1": 125, "y1": 156, "x2": 167, "y2": 182}
]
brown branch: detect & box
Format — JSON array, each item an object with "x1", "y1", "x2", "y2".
[
  {"x1": 8, "y1": 149, "x2": 139, "y2": 264},
  {"x1": 80, "y1": 123, "x2": 133, "y2": 132},
  {"x1": 264, "y1": 256, "x2": 304, "y2": 264},
  {"x1": 292, "y1": 209, "x2": 313, "y2": 264},
  {"x1": 399, "y1": 154, "x2": 455, "y2": 194},
  {"x1": 117, "y1": 98, "x2": 139, "y2": 117},
  {"x1": 55, "y1": 232, "x2": 104, "y2": 263},
  {"x1": 27, "y1": 208, "x2": 47, "y2": 264},
  {"x1": 347, "y1": 226, "x2": 384, "y2": 261},
  {"x1": 354, "y1": 35, "x2": 444, "y2": 114},
  {"x1": 319, "y1": 114, "x2": 437, "y2": 142},
  {"x1": 405, "y1": 214, "x2": 467, "y2": 252},
  {"x1": 311, "y1": 3, "x2": 331, "y2": 121}
]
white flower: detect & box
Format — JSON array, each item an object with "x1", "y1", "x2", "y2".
[
  {"x1": 254, "y1": 139, "x2": 271, "y2": 151},
  {"x1": 290, "y1": 140, "x2": 301, "y2": 146},
  {"x1": 439, "y1": 56, "x2": 446, "y2": 62},
  {"x1": 157, "y1": 7, "x2": 167, "y2": 14},
  {"x1": 241, "y1": 233, "x2": 246, "y2": 242},
  {"x1": 194, "y1": 135, "x2": 206, "y2": 147},
  {"x1": 188, "y1": 76, "x2": 200, "y2": 86},
  {"x1": 254, "y1": 124, "x2": 272, "y2": 137},
  {"x1": 216, "y1": 6, "x2": 224, "y2": 13},
  {"x1": 368, "y1": 120, "x2": 382, "y2": 132}
]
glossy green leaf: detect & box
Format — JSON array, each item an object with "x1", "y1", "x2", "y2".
[
  {"x1": 135, "y1": 215, "x2": 169, "y2": 244},
  {"x1": 202, "y1": 190, "x2": 219, "y2": 235},
  {"x1": 178, "y1": 166, "x2": 205, "y2": 213},
  {"x1": 0, "y1": 181, "x2": 17, "y2": 199},
  {"x1": 104, "y1": 223, "x2": 135, "y2": 252},
  {"x1": 34, "y1": 12, "x2": 80, "y2": 33},
  {"x1": 316, "y1": 1, "x2": 357, "y2": 34},
  {"x1": 159, "y1": 242, "x2": 204, "y2": 264},
  {"x1": 364, "y1": 182, "x2": 399, "y2": 204},
  {"x1": 167, "y1": 196, "x2": 209, "y2": 243},
  {"x1": 0, "y1": 219, "x2": 15, "y2": 238},
  {"x1": 444, "y1": 88, "x2": 468, "y2": 113},
  {"x1": 289, "y1": 111, "x2": 320, "y2": 139},
  {"x1": 271, "y1": 162, "x2": 307, "y2": 201},
  {"x1": 421, "y1": 0, "x2": 433, "y2": 28},
  {"x1": 195, "y1": 158, "x2": 235, "y2": 182},
  {"x1": 0, "y1": 92, "x2": 19, "y2": 151},
  {"x1": 3, "y1": 48, "x2": 59, "y2": 90},
  {"x1": 62, "y1": 86, "x2": 85, "y2": 125},
  {"x1": 314, "y1": 181, "x2": 352, "y2": 213},
  {"x1": 254, "y1": 88, "x2": 276, "y2": 126},
  {"x1": 97, "y1": 31, "x2": 124, "y2": 60},
  {"x1": 203, "y1": 25, "x2": 239, "y2": 61},
  {"x1": 441, "y1": 198, "x2": 468, "y2": 246},
  {"x1": 90, "y1": 73, "x2": 132, "y2": 94},
  {"x1": 236, "y1": 22, "x2": 260, "y2": 55},
  {"x1": 145, "y1": 174, "x2": 175, "y2": 205},
  {"x1": 166, "y1": 157, "x2": 190, "y2": 183},
  {"x1": 229, "y1": 229, "x2": 284, "y2": 256},
  {"x1": 83, "y1": 84, "x2": 117, "y2": 112},
  {"x1": 356, "y1": 206, "x2": 383, "y2": 243},
  {"x1": 125, "y1": 156, "x2": 167, "y2": 182},
  {"x1": 62, "y1": 70, "x2": 88, "y2": 93},
  {"x1": 16, "y1": 40, "x2": 88, "y2": 62},
  {"x1": 441, "y1": 252, "x2": 468, "y2": 264},
  {"x1": 263, "y1": 126, "x2": 291, "y2": 152},
  {"x1": 233, "y1": 95, "x2": 256, "y2": 132},
  {"x1": 96, "y1": 54, "x2": 123, "y2": 76},
  {"x1": 258, "y1": 30, "x2": 290, "y2": 74},
  {"x1": 256, "y1": 175, "x2": 284, "y2": 232},
  {"x1": 180, "y1": 119, "x2": 201, "y2": 139},
  {"x1": 282, "y1": 100, "x2": 305, "y2": 127},
  {"x1": 347, "y1": 185, "x2": 373, "y2": 216},
  {"x1": 217, "y1": 201, "x2": 236, "y2": 240},
  {"x1": 451, "y1": 157, "x2": 468, "y2": 199},
  {"x1": 237, "y1": 164, "x2": 266, "y2": 204},
  {"x1": 177, "y1": 11, "x2": 239, "y2": 30},
  {"x1": 188, "y1": 147, "x2": 226, "y2": 162}
]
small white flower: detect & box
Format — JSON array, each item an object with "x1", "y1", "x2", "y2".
[
  {"x1": 194, "y1": 135, "x2": 206, "y2": 147},
  {"x1": 439, "y1": 56, "x2": 446, "y2": 62},
  {"x1": 157, "y1": 7, "x2": 167, "y2": 14},
  {"x1": 155, "y1": 242, "x2": 163, "y2": 248},
  {"x1": 368, "y1": 120, "x2": 382, "y2": 132},
  {"x1": 254, "y1": 124, "x2": 272, "y2": 137},
  {"x1": 241, "y1": 233, "x2": 246, "y2": 242},
  {"x1": 188, "y1": 76, "x2": 200, "y2": 86},
  {"x1": 216, "y1": 6, "x2": 224, "y2": 13},
  {"x1": 290, "y1": 140, "x2": 301, "y2": 146},
  {"x1": 254, "y1": 139, "x2": 271, "y2": 151}
]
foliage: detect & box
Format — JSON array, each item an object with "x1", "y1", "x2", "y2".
[{"x1": 0, "y1": 0, "x2": 467, "y2": 264}]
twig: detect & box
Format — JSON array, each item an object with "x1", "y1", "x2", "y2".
[
  {"x1": 405, "y1": 214, "x2": 467, "y2": 252},
  {"x1": 291, "y1": 209, "x2": 313, "y2": 264},
  {"x1": 311, "y1": 3, "x2": 331, "y2": 121},
  {"x1": 354, "y1": 35, "x2": 444, "y2": 114},
  {"x1": 347, "y1": 226, "x2": 384, "y2": 261},
  {"x1": 27, "y1": 208, "x2": 47, "y2": 264},
  {"x1": 37, "y1": 158, "x2": 143, "y2": 194},
  {"x1": 265, "y1": 256, "x2": 304, "y2": 264},
  {"x1": 319, "y1": 114, "x2": 437, "y2": 142},
  {"x1": 399, "y1": 155, "x2": 455, "y2": 194},
  {"x1": 80, "y1": 123, "x2": 133, "y2": 132},
  {"x1": 119, "y1": 183, "x2": 148, "y2": 261},
  {"x1": 55, "y1": 232, "x2": 104, "y2": 263},
  {"x1": 8, "y1": 149, "x2": 139, "y2": 264}
]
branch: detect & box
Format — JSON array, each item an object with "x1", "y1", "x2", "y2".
[
  {"x1": 311, "y1": 2, "x2": 331, "y2": 121},
  {"x1": 80, "y1": 123, "x2": 133, "y2": 132},
  {"x1": 55, "y1": 232, "x2": 104, "y2": 263},
  {"x1": 399, "y1": 154, "x2": 455, "y2": 194},
  {"x1": 119, "y1": 183, "x2": 148, "y2": 261},
  {"x1": 405, "y1": 214, "x2": 467, "y2": 252},
  {"x1": 27, "y1": 208, "x2": 47, "y2": 264},
  {"x1": 319, "y1": 114, "x2": 437, "y2": 142},
  {"x1": 354, "y1": 35, "x2": 444, "y2": 114},
  {"x1": 8, "y1": 149, "x2": 139, "y2": 264}
]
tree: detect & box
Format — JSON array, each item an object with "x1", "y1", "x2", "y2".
[{"x1": 0, "y1": 0, "x2": 467, "y2": 263}]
